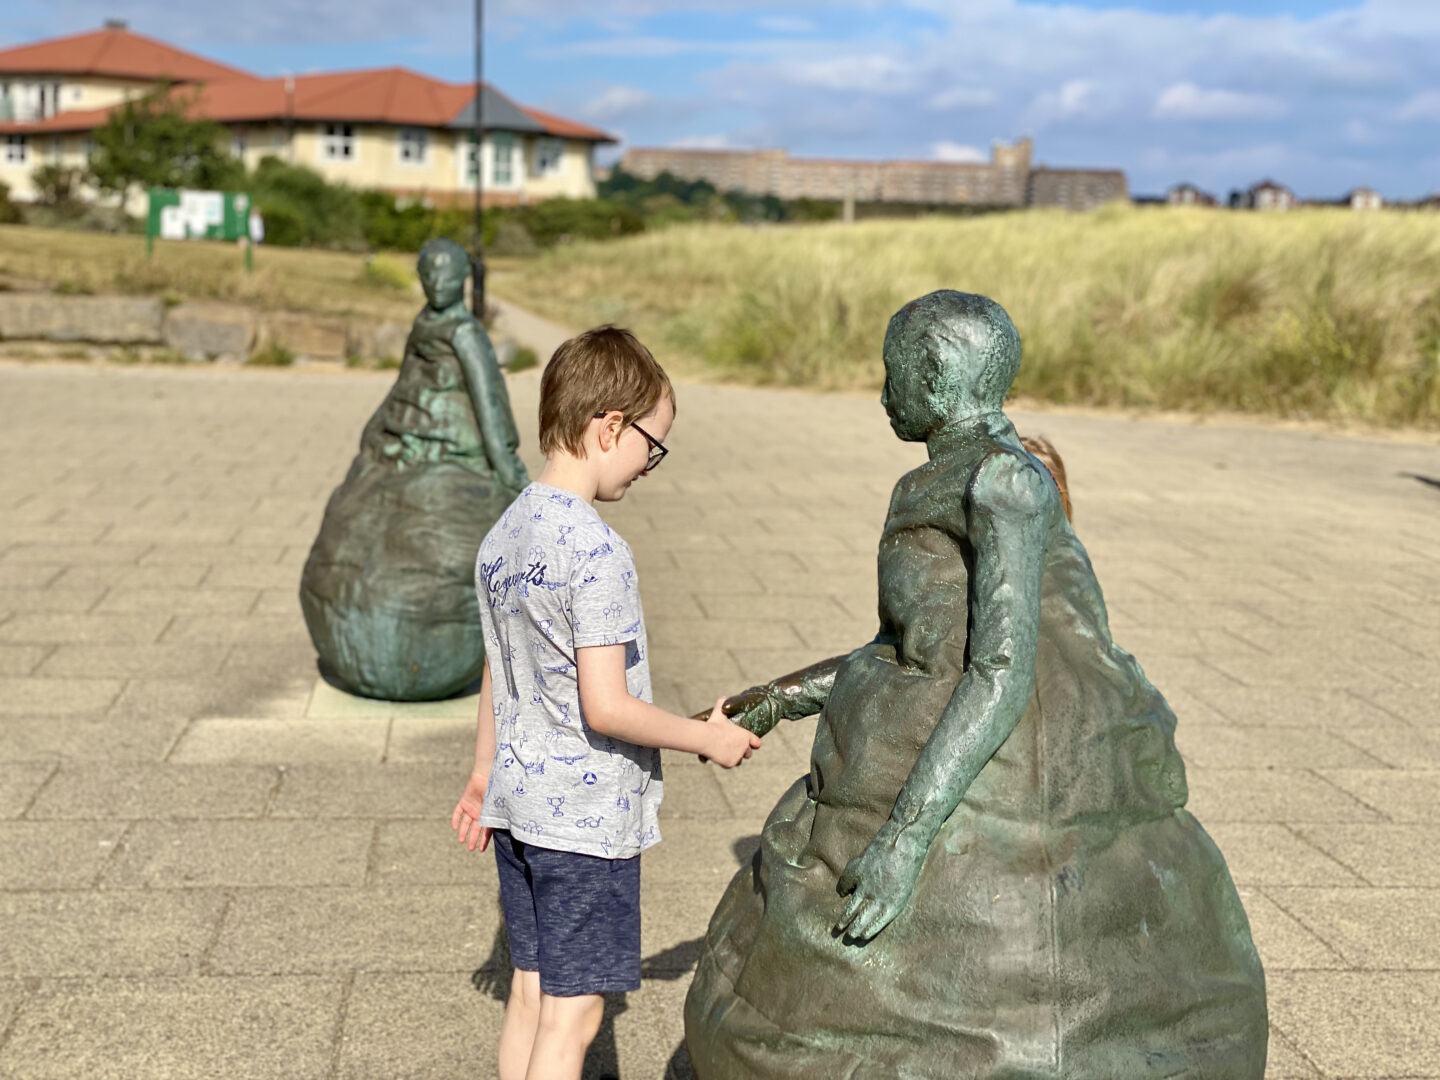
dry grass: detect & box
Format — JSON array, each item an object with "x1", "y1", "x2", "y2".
[{"x1": 492, "y1": 206, "x2": 1440, "y2": 428}]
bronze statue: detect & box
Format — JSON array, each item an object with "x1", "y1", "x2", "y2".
[
  {"x1": 686, "y1": 291, "x2": 1267, "y2": 1078},
  {"x1": 299, "y1": 238, "x2": 528, "y2": 700}
]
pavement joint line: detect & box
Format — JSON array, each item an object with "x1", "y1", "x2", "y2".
[
  {"x1": 15, "y1": 759, "x2": 61, "y2": 819},
  {"x1": 379, "y1": 717, "x2": 396, "y2": 765},
  {"x1": 1321, "y1": 726, "x2": 1402, "y2": 771},
  {"x1": 260, "y1": 766, "x2": 288, "y2": 817},
  {"x1": 1343, "y1": 687, "x2": 1418, "y2": 727},
  {"x1": 1307, "y1": 768, "x2": 1394, "y2": 823},
  {"x1": 1279, "y1": 821, "x2": 1376, "y2": 888},
  {"x1": 324, "y1": 970, "x2": 358, "y2": 1080},
  {"x1": 85, "y1": 587, "x2": 112, "y2": 614},
  {"x1": 1256, "y1": 886, "x2": 1360, "y2": 970},
  {"x1": 91, "y1": 821, "x2": 136, "y2": 888},
  {"x1": 1223, "y1": 627, "x2": 1275, "y2": 657},
  {"x1": 159, "y1": 717, "x2": 196, "y2": 765},
  {"x1": 153, "y1": 612, "x2": 179, "y2": 645},
  {"x1": 196, "y1": 891, "x2": 235, "y2": 976},
  {"x1": 0, "y1": 979, "x2": 36, "y2": 1057},
  {"x1": 1266, "y1": 1020, "x2": 1326, "y2": 1078}
]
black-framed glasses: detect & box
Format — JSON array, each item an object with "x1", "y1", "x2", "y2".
[{"x1": 593, "y1": 411, "x2": 669, "y2": 473}]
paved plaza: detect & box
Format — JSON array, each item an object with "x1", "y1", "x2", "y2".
[{"x1": 0, "y1": 357, "x2": 1437, "y2": 1079}]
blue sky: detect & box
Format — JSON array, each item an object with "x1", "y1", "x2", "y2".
[{"x1": 5, "y1": 0, "x2": 1440, "y2": 198}]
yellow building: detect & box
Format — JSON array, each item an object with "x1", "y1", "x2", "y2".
[{"x1": 0, "y1": 21, "x2": 614, "y2": 207}]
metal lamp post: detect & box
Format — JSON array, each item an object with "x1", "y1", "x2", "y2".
[{"x1": 471, "y1": 0, "x2": 487, "y2": 317}]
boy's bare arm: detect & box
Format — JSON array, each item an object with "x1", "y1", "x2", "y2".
[
  {"x1": 576, "y1": 645, "x2": 760, "y2": 768},
  {"x1": 451, "y1": 657, "x2": 498, "y2": 851}
]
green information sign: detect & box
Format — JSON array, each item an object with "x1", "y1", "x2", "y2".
[{"x1": 145, "y1": 188, "x2": 255, "y2": 269}]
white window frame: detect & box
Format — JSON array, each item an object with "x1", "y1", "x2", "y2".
[
  {"x1": 4, "y1": 135, "x2": 27, "y2": 165},
  {"x1": 47, "y1": 136, "x2": 62, "y2": 164},
  {"x1": 322, "y1": 123, "x2": 356, "y2": 162},
  {"x1": 464, "y1": 134, "x2": 479, "y2": 185},
  {"x1": 398, "y1": 126, "x2": 428, "y2": 165},
  {"x1": 533, "y1": 136, "x2": 564, "y2": 176},
  {"x1": 492, "y1": 131, "x2": 515, "y2": 186},
  {"x1": 231, "y1": 127, "x2": 247, "y2": 160}
]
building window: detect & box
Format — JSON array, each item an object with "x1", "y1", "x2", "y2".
[
  {"x1": 466, "y1": 134, "x2": 479, "y2": 183},
  {"x1": 231, "y1": 128, "x2": 247, "y2": 159},
  {"x1": 47, "y1": 136, "x2": 62, "y2": 164},
  {"x1": 4, "y1": 135, "x2": 27, "y2": 164},
  {"x1": 322, "y1": 123, "x2": 355, "y2": 161},
  {"x1": 533, "y1": 137, "x2": 563, "y2": 175},
  {"x1": 398, "y1": 126, "x2": 428, "y2": 164},
  {"x1": 492, "y1": 132, "x2": 515, "y2": 185}
]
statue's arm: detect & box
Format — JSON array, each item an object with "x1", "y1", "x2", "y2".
[
  {"x1": 710, "y1": 655, "x2": 845, "y2": 736},
  {"x1": 454, "y1": 321, "x2": 529, "y2": 491},
  {"x1": 835, "y1": 450, "x2": 1052, "y2": 940}
]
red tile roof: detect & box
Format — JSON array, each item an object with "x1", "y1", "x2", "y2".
[
  {"x1": 0, "y1": 26, "x2": 248, "y2": 82},
  {"x1": 190, "y1": 67, "x2": 474, "y2": 127},
  {"x1": 520, "y1": 105, "x2": 615, "y2": 143}
]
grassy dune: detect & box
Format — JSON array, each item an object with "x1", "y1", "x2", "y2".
[{"x1": 493, "y1": 206, "x2": 1440, "y2": 428}]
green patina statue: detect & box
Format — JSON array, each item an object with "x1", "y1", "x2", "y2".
[
  {"x1": 299, "y1": 238, "x2": 528, "y2": 700},
  {"x1": 686, "y1": 291, "x2": 1267, "y2": 1078}
]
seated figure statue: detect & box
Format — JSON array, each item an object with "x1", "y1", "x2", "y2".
[
  {"x1": 299, "y1": 238, "x2": 528, "y2": 700},
  {"x1": 685, "y1": 291, "x2": 1267, "y2": 1078}
]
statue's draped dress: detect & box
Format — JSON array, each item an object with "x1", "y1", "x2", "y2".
[
  {"x1": 686, "y1": 448, "x2": 1267, "y2": 1079},
  {"x1": 300, "y1": 311, "x2": 519, "y2": 701}
]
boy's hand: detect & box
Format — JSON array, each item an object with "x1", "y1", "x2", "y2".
[
  {"x1": 703, "y1": 696, "x2": 763, "y2": 768},
  {"x1": 451, "y1": 770, "x2": 493, "y2": 853}
]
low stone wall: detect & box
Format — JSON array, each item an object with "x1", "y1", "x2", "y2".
[{"x1": 0, "y1": 291, "x2": 411, "y2": 364}]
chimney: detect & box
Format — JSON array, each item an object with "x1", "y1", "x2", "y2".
[{"x1": 103, "y1": 18, "x2": 128, "y2": 29}]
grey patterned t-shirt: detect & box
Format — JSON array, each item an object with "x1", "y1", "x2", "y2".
[{"x1": 474, "y1": 481, "x2": 661, "y2": 859}]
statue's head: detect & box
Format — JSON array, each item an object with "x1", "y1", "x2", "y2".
[
  {"x1": 417, "y1": 238, "x2": 469, "y2": 308},
  {"x1": 881, "y1": 290, "x2": 1021, "y2": 442}
]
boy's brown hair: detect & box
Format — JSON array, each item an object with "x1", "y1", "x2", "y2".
[
  {"x1": 539, "y1": 325, "x2": 675, "y2": 457},
  {"x1": 1020, "y1": 435, "x2": 1073, "y2": 522}
]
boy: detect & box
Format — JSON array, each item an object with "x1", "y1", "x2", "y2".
[{"x1": 451, "y1": 325, "x2": 761, "y2": 1080}]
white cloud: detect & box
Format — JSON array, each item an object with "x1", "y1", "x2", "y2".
[
  {"x1": 931, "y1": 141, "x2": 987, "y2": 163},
  {"x1": 926, "y1": 87, "x2": 997, "y2": 111},
  {"x1": 756, "y1": 15, "x2": 817, "y2": 33},
  {"x1": 583, "y1": 85, "x2": 656, "y2": 119},
  {"x1": 671, "y1": 133, "x2": 737, "y2": 149},
  {"x1": 1399, "y1": 91, "x2": 1440, "y2": 121},
  {"x1": 1152, "y1": 82, "x2": 1287, "y2": 121}
]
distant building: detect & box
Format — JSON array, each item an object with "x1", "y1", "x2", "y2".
[
  {"x1": 0, "y1": 23, "x2": 614, "y2": 208},
  {"x1": 1167, "y1": 182, "x2": 1216, "y2": 207},
  {"x1": 620, "y1": 138, "x2": 1127, "y2": 211},
  {"x1": 1235, "y1": 179, "x2": 1295, "y2": 211},
  {"x1": 1348, "y1": 187, "x2": 1382, "y2": 211}
]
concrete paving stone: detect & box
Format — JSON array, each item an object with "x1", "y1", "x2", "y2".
[
  {"x1": 0, "y1": 976, "x2": 342, "y2": 1080},
  {"x1": 137, "y1": 544, "x2": 285, "y2": 567},
  {"x1": 0, "y1": 713, "x2": 187, "y2": 762},
  {"x1": 1203, "y1": 824, "x2": 1365, "y2": 887},
  {"x1": 169, "y1": 717, "x2": 390, "y2": 765},
  {"x1": 1356, "y1": 682, "x2": 1440, "y2": 724},
  {"x1": 1261, "y1": 1033, "x2": 1322, "y2": 1078},
  {"x1": 1317, "y1": 769, "x2": 1440, "y2": 822},
  {"x1": 28, "y1": 762, "x2": 277, "y2": 820},
  {"x1": 36, "y1": 643, "x2": 232, "y2": 678},
  {"x1": 0, "y1": 587, "x2": 106, "y2": 613},
  {"x1": 692, "y1": 591, "x2": 853, "y2": 623},
  {"x1": 0, "y1": 543, "x2": 150, "y2": 566},
  {"x1": 0, "y1": 613, "x2": 169, "y2": 645},
  {"x1": 162, "y1": 613, "x2": 310, "y2": 645},
  {"x1": 647, "y1": 647, "x2": 744, "y2": 685},
  {"x1": 1339, "y1": 721, "x2": 1440, "y2": 769},
  {"x1": 51, "y1": 563, "x2": 210, "y2": 590},
  {"x1": 368, "y1": 820, "x2": 493, "y2": 886},
  {"x1": 1235, "y1": 888, "x2": 1346, "y2": 971},
  {"x1": 1184, "y1": 684, "x2": 1401, "y2": 730},
  {"x1": 0, "y1": 761, "x2": 56, "y2": 817},
  {"x1": 221, "y1": 642, "x2": 318, "y2": 679},
  {"x1": 1173, "y1": 725, "x2": 1386, "y2": 769},
  {"x1": 712, "y1": 762, "x2": 807, "y2": 826},
  {"x1": 1293, "y1": 824, "x2": 1440, "y2": 887},
  {"x1": 103, "y1": 523, "x2": 242, "y2": 543},
  {"x1": 93, "y1": 587, "x2": 260, "y2": 614},
  {"x1": 1184, "y1": 768, "x2": 1383, "y2": 824},
  {"x1": 0, "y1": 890, "x2": 227, "y2": 976},
  {"x1": 656, "y1": 763, "x2": 731, "y2": 820},
  {"x1": 104, "y1": 819, "x2": 371, "y2": 888},
  {"x1": 670, "y1": 550, "x2": 802, "y2": 579},
  {"x1": 0, "y1": 645, "x2": 48, "y2": 676},
  {"x1": 335, "y1": 971, "x2": 506, "y2": 1080},
  {"x1": 269, "y1": 765, "x2": 461, "y2": 819},
  {"x1": 107, "y1": 672, "x2": 317, "y2": 723},
  {"x1": 383, "y1": 716, "x2": 474, "y2": 764},
  {"x1": 1268, "y1": 887, "x2": 1440, "y2": 969},
  {"x1": 727, "y1": 646, "x2": 850, "y2": 685},
  {"x1": 638, "y1": 567, "x2": 768, "y2": 596},
  {"x1": 647, "y1": 616, "x2": 804, "y2": 651},
  {"x1": 0, "y1": 981, "x2": 26, "y2": 1049},
  {"x1": 0, "y1": 524, "x2": 109, "y2": 545},
  {"x1": 1267, "y1": 971, "x2": 1440, "y2": 1077},
  {"x1": 209, "y1": 885, "x2": 500, "y2": 974},
  {"x1": 307, "y1": 679, "x2": 480, "y2": 720},
  {"x1": 232, "y1": 526, "x2": 315, "y2": 547},
  {"x1": 0, "y1": 821, "x2": 126, "y2": 888},
  {"x1": 0, "y1": 676, "x2": 124, "y2": 716},
  {"x1": 201, "y1": 562, "x2": 304, "y2": 590},
  {"x1": 791, "y1": 619, "x2": 876, "y2": 652},
  {"x1": 251, "y1": 588, "x2": 300, "y2": 615}
]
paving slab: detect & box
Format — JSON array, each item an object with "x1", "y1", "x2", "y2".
[
  {"x1": 1317, "y1": 768, "x2": 1440, "y2": 822},
  {"x1": 103, "y1": 819, "x2": 372, "y2": 888},
  {"x1": 1293, "y1": 823, "x2": 1440, "y2": 886},
  {"x1": 27, "y1": 763, "x2": 278, "y2": 820},
  {"x1": 0, "y1": 821, "x2": 127, "y2": 889},
  {"x1": 0, "y1": 977, "x2": 342, "y2": 1080},
  {"x1": 0, "y1": 761, "x2": 55, "y2": 818},
  {"x1": 335, "y1": 971, "x2": 505, "y2": 1080},
  {"x1": 1266, "y1": 887, "x2": 1440, "y2": 969},
  {"x1": 1184, "y1": 768, "x2": 1384, "y2": 824},
  {"x1": 168, "y1": 717, "x2": 390, "y2": 765},
  {"x1": 1267, "y1": 972, "x2": 1440, "y2": 1077},
  {"x1": 268, "y1": 764, "x2": 461, "y2": 820}
]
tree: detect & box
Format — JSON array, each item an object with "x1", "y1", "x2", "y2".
[{"x1": 89, "y1": 84, "x2": 244, "y2": 206}]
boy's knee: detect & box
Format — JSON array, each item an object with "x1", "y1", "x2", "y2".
[
  {"x1": 538, "y1": 992, "x2": 605, "y2": 1042},
  {"x1": 509, "y1": 968, "x2": 542, "y2": 1012}
]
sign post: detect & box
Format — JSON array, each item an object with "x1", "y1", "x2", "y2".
[{"x1": 145, "y1": 189, "x2": 255, "y2": 271}]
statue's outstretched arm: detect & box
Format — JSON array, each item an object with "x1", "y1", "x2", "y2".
[
  {"x1": 835, "y1": 449, "x2": 1053, "y2": 942},
  {"x1": 706, "y1": 656, "x2": 845, "y2": 737},
  {"x1": 454, "y1": 322, "x2": 529, "y2": 492}
]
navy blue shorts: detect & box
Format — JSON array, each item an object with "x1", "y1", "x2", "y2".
[{"x1": 493, "y1": 829, "x2": 642, "y2": 997}]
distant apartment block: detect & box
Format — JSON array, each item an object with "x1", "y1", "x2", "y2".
[
  {"x1": 1234, "y1": 179, "x2": 1296, "y2": 211},
  {"x1": 1348, "y1": 187, "x2": 1382, "y2": 211},
  {"x1": 0, "y1": 22, "x2": 615, "y2": 207},
  {"x1": 1167, "y1": 182, "x2": 1217, "y2": 207},
  {"x1": 620, "y1": 138, "x2": 1127, "y2": 211}
]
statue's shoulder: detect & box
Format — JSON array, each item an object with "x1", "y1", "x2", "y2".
[{"x1": 966, "y1": 446, "x2": 1055, "y2": 522}]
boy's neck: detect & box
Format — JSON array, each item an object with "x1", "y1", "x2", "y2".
[{"x1": 535, "y1": 453, "x2": 600, "y2": 504}]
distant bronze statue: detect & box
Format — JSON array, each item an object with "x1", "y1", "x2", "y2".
[
  {"x1": 686, "y1": 291, "x2": 1267, "y2": 1078},
  {"x1": 300, "y1": 238, "x2": 528, "y2": 700}
]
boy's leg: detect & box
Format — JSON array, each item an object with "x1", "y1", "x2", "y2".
[
  {"x1": 498, "y1": 968, "x2": 542, "y2": 1080},
  {"x1": 524, "y1": 992, "x2": 605, "y2": 1080}
]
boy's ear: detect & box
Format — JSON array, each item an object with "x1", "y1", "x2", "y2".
[{"x1": 595, "y1": 410, "x2": 625, "y2": 453}]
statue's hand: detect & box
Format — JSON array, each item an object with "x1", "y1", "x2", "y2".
[
  {"x1": 722, "y1": 684, "x2": 785, "y2": 737},
  {"x1": 834, "y1": 824, "x2": 927, "y2": 942}
]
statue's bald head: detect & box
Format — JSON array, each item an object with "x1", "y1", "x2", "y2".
[
  {"x1": 882, "y1": 291, "x2": 1021, "y2": 440},
  {"x1": 418, "y1": 238, "x2": 469, "y2": 309}
]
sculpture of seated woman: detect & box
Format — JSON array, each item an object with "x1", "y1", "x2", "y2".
[
  {"x1": 299, "y1": 239, "x2": 528, "y2": 701},
  {"x1": 685, "y1": 291, "x2": 1267, "y2": 1078}
]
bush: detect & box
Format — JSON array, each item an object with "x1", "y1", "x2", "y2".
[
  {"x1": 0, "y1": 180, "x2": 21, "y2": 225},
  {"x1": 246, "y1": 341, "x2": 295, "y2": 366},
  {"x1": 31, "y1": 165, "x2": 89, "y2": 213},
  {"x1": 247, "y1": 157, "x2": 364, "y2": 249},
  {"x1": 509, "y1": 345, "x2": 539, "y2": 373}
]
